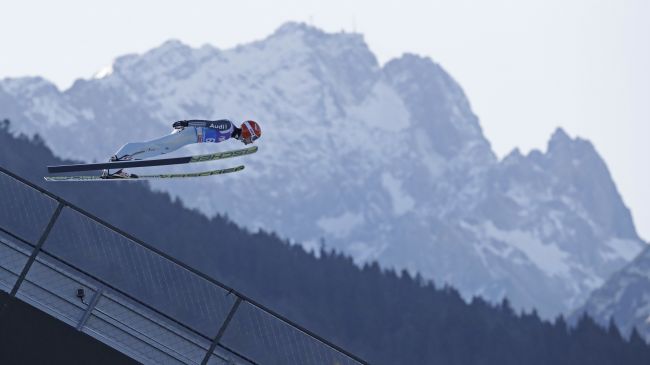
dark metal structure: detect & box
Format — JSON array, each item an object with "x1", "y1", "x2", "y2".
[{"x1": 0, "y1": 166, "x2": 367, "y2": 365}]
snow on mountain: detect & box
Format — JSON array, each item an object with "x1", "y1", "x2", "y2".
[
  {"x1": 464, "y1": 129, "x2": 646, "y2": 313},
  {"x1": 0, "y1": 22, "x2": 644, "y2": 318},
  {"x1": 576, "y1": 246, "x2": 650, "y2": 341}
]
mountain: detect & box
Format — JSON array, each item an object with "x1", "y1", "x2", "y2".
[
  {"x1": 577, "y1": 244, "x2": 650, "y2": 341},
  {"x1": 0, "y1": 22, "x2": 644, "y2": 317},
  {"x1": 3, "y1": 120, "x2": 650, "y2": 365}
]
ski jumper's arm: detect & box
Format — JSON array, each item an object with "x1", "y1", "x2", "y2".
[
  {"x1": 173, "y1": 119, "x2": 232, "y2": 129},
  {"x1": 173, "y1": 119, "x2": 235, "y2": 143}
]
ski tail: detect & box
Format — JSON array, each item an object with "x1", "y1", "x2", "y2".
[
  {"x1": 44, "y1": 165, "x2": 245, "y2": 182},
  {"x1": 47, "y1": 146, "x2": 258, "y2": 173}
]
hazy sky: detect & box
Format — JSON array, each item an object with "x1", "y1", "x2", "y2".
[{"x1": 1, "y1": 0, "x2": 648, "y2": 240}]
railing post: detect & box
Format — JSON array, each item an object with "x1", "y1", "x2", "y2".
[
  {"x1": 76, "y1": 287, "x2": 104, "y2": 331},
  {"x1": 10, "y1": 203, "x2": 64, "y2": 296},
  {"x1": 201, "y1": 296, "x2": 243, "y2": 365}
]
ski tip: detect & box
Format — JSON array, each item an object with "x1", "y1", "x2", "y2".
[{"x1": 44, "y1": 176, "x2": 66, "y2": 182}]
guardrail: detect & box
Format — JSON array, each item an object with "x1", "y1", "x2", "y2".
[{"x1": 0, "y1": 166, "x2": 367, "y2": 365}]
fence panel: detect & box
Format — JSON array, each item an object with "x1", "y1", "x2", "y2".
[
  {"x1": 221, "y1": 301, "x2": 364, "y2": 365},
  {"x1": 43, "y1": 206, "x2": 236, "y2": 338},
  {"x1": 89, "y1": 291, "x2": 212, "y2": 364},
  {"x1": 0, "y1": 171, "x2": 58, "y2": 244},
  {"x1": 0, "y1": 235, "x2": 31, "y2": 293},
  {"x1": 0, "y1": 167, "x2": 367, "y2": 365}
]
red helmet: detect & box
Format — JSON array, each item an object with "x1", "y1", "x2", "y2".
[{"x1": 240, "y1": 120, "x2": 262, "y2": 144}]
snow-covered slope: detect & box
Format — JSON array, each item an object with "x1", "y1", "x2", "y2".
[
  {"x1": 576, "y1": 246, "x2": 650, "y2": 340},
  {"x1": 1, "y1": 22, "x2": 644, "y2": 317}
]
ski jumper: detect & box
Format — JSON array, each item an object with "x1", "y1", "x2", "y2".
[{"x1": 114, "y1": 120, "x2": 235, "y2": 160}]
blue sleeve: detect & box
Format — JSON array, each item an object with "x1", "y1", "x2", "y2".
[{"x1": 201, "y1": 120, "x2": 234, "y2": 143}]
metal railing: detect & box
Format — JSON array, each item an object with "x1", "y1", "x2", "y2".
[{"x1": 0, "y1": 166, "x2": 367, "y2": 365}]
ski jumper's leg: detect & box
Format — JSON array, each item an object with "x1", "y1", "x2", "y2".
[{"x1": 113, "y1": 127, "x2": 201, "y2": 160}]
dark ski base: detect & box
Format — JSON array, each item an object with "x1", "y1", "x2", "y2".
[
  {"x1": 47, "y1": 146, "x2": 257, "y2": 173},
  {"x1": 44, "y1": 165, "x2": 245, "y2": 181}
]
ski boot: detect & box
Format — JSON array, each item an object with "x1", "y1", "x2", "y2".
[
  {"x1": 100, "y1": 168, "x2": 138, "y2": 179},
  {"x1": 101, "y1": 155, "x2": 137, "y2": 179}
]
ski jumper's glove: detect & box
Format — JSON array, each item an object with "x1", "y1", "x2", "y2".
[{"x1": 173, "y1": 120, "x2": 189, "y2": 129}]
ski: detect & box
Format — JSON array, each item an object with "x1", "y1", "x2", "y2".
[
  {"x1": 47, "y1": 146, "x2": 258, "y2": 173},
  {"x1": 44, "y1": 165, "x2": 244, "y2": 182}
]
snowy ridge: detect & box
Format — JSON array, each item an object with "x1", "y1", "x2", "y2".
[
  {"x1": 0, "y1": 22, "x2": 644, "y2": 318},
  {"x1": 577, "y1": 246, "x2": 650, "y2": 341}
]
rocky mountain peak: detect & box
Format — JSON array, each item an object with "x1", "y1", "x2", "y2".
[
  {"x1": 264, "y1": 22, "x2": 380, "y2": 104},
  {"x1": 548, "y1": 126, "x2": 571, "y2": 145},
  {"x1": 383, "y1": 53, "x2": 493, "y2": 161},
  {"x1": 270, "y1": 21, "x2": 324, "y2": 37},
  {"x1": 539, "y1": 129, "x2": 638, "y2": 240},
  {"x1": 502, "y1": 147, "x2": 524, "y2": 165},
  {"x1": 547, "y1": 127, "x2": 597, "y2": 162},
  {"x1": 268, "y1": 21, "x2": 368, "y2": 51},
  {"x1": 0, "y1": 76, "x2": 59, "y2": 97}
]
